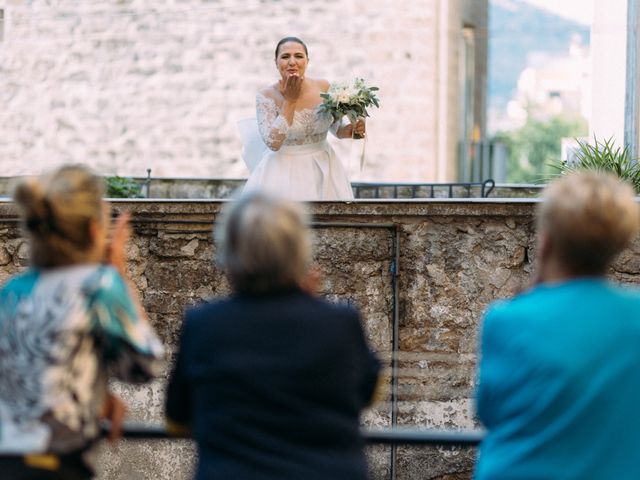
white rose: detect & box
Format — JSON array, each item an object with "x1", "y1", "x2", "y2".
[{"x1": 337, "y1": 92, "x2": 352, "y2": 103}]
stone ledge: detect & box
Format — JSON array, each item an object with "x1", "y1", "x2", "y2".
[{"x1": 0, "y1": 198, "x2": 539, "y2": 220}]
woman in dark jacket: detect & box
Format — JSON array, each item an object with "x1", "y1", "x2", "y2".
[{"x1": 166, "y1": 192, "x2": 380, "y2": 480}]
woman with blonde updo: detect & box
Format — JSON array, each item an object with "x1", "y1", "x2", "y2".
[
  {"x1": 0, "y1": 165, "x2": 163, "y2": 479},
  {"x1": 475, "y1": 171, "x2": 640, "y2": 479}
]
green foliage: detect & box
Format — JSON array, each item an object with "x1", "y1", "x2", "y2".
[
  {"x1": 551, "y1": 137, "x2": 640, "y2": 193},
  {"x1": 318, "y1": 78, "x2": 380, "y2": 124},
  {"x1": 105, "y1": 176, "x2": 144, "y2": 198},
  {"x1": 494, "y1": 115, "x2": 588, "y2": 184}
]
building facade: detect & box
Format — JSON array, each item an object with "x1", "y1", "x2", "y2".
[{"x1": 0, "y1": 0, "x2": 487, "y2": 182}]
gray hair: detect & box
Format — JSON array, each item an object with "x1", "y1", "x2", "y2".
[{"x1": 216, "y1": 192, "x2": 312, "y2": 294}]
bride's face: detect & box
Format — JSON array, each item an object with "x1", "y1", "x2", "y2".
[{"x1": 276, "y1": 42, "x2": 308, "y2": 80}]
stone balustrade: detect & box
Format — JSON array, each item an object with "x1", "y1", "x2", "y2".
[{"x1": 0, "y1": 176, "x2": 544, "y2": 200}]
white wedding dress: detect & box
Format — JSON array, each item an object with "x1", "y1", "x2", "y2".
[{"x1": 242, "y1": 93, "x2": 354, "y2": 201}]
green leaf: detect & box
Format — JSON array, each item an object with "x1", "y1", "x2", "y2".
[
  {"x1": 106, "y1": 176, "x2": 144, "y2": 198},
  {"x1": 549, "y1": 136, "x2": 640, "y2": 193}
]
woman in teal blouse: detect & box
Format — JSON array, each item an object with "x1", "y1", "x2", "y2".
[
  {"x1": 0, "y1": 165, "x2": 163, "y2": 479},
  {"x1": 476, "y1": 172, "x2": 640, "y2": 479}
]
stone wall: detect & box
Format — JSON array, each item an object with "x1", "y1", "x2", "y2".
[
  {"x1": 0, "y1": 0, "x2": 487, "y2": 182},
  {"x1": 0, "y1": 176, "x2": 543, "y2": 200},
  {"x1": 2, "y1": 199, "x2": 636, "y2": 479}
]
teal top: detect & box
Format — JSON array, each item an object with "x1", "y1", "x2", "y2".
[
  {"x1": 476, "y1": 279, "x2": 640, "y2": 480},
  {"x1": 0, "y1": 265, "x2": 163, "y2": 456}
]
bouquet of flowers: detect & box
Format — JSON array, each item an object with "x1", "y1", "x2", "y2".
[{"x1": 319, "y1": 78, "x2": 380, "y2": 139}]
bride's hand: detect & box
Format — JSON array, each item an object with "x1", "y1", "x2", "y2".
[
  {"x1": 353, "y1": 119, "x2": 366, "y2": 137},
  {"x1": 340, "y1": 119, "x2": 366, "y2": 139},
  {"x1": 279, "y1": 74, "x2": 303, "y2": 103}
]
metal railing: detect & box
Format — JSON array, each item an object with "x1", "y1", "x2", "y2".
[
  {"x1": 106, "y1": 423, "x2": 484, "y2": 447},
  {"x1": 0, "y1": 424, "x2": 484, "y2": 460},
  {"x1": 351, "y1": 179, "x2": 495, "y2": 199},
  {"x1": 0, "y1": 425, "x2": 483, "y2": 480}
]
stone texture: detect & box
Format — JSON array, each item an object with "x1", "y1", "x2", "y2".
[
  {"x1": 1, "y1": 199, "x2": 637, "y2": 479},
  {"x1": 0, "y1": 0, "x2": 487, "y2": 182},
  {"x1": 0, "y1": 176, "x2": 542, "y2": 200}
]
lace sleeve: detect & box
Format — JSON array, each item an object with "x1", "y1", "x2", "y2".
[{"x1": 256, "y1": 92, "x2": 289, "y2": 150}]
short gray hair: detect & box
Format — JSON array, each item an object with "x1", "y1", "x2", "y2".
[{"x1": 216, "y1": 192, "x2": 312, "y2": 294}]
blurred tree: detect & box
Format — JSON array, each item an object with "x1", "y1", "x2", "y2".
[{"x1": 494, "y1": 115, "x2": 588, "y2": 184}]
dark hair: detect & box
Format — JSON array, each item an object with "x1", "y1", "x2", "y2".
[{"x1": 275, "y1": 36, "x2": 308, "y2": 59}]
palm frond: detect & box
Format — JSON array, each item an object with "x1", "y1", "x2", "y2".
[{"x1": 549, "y1": 136, "x2": 640, "y2": 193}]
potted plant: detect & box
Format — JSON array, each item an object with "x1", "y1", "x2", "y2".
[
  {"x1": 552, "y1": 137, "x2": 640, "y2": 194},
  {"x1": 105, "y1": 176, "x2": 144, "y2": 198}
]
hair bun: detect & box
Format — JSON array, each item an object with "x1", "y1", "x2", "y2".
[{"x1": 13, "y1": 178, "x2": 48, "y2": 223}]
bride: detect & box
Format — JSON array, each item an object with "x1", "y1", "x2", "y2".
[{"x1": 242, "y1": 37, "x2": 365, "y2": 201}]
